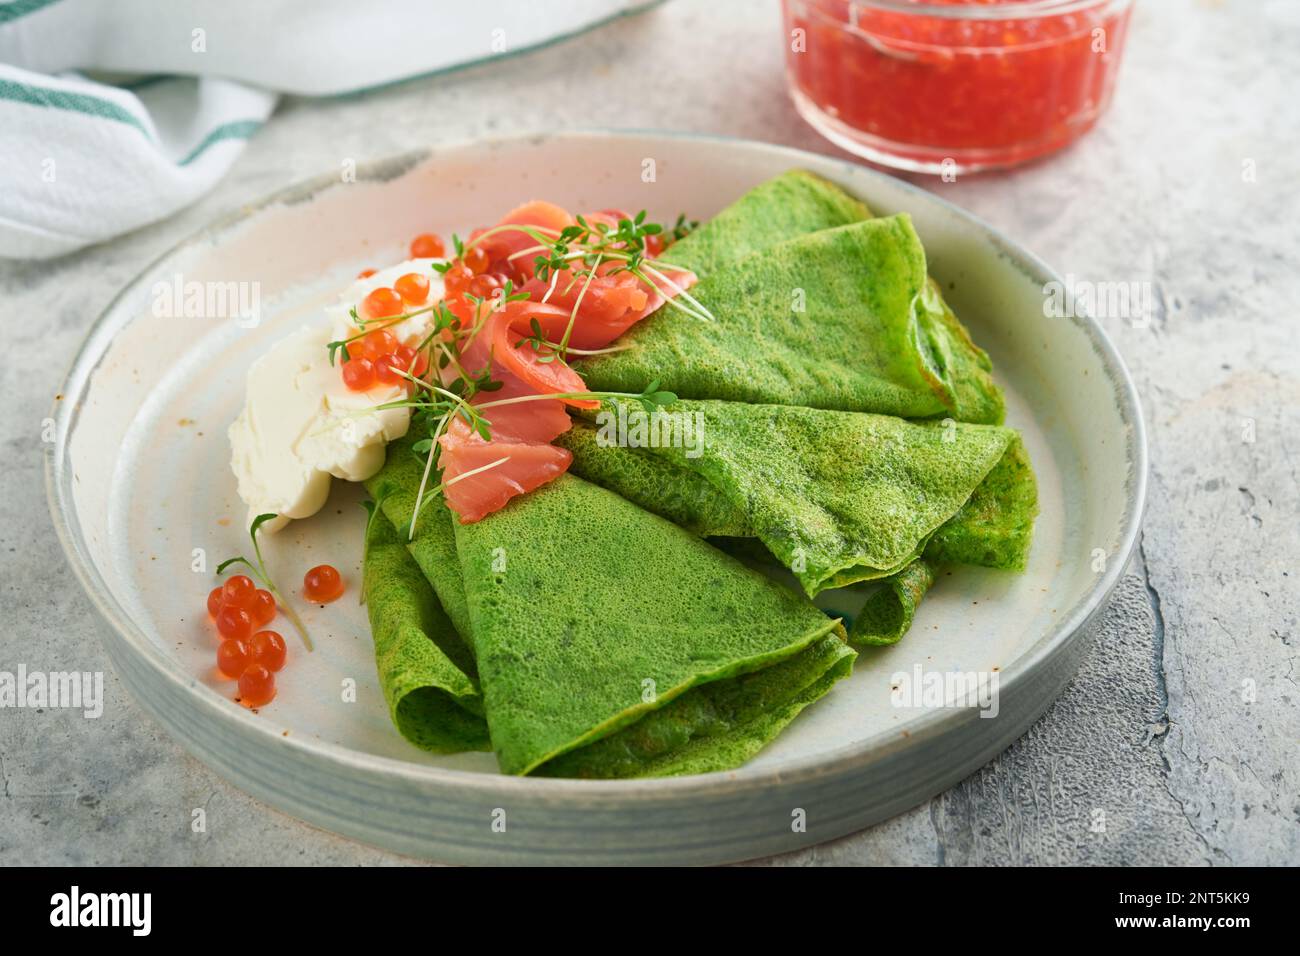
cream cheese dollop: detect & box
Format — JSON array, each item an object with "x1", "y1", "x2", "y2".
[{"x1": 228, "y1": 259, "x2": 444, "y2": 532}]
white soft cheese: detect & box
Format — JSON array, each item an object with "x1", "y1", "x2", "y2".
[{"x1": 228, "y1": 259, "x2": 444, "y2": 532}]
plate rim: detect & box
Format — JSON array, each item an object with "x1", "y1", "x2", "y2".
[{"x1": 45, "y1": 128, "x2": 1148, "y2": 800}]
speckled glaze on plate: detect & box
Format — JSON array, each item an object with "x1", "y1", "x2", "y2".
[{"x1": 46, "y1": 131, "x2": 1146, "y2": 865}]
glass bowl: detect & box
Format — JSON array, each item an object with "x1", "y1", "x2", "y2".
[{"x1": 782, "y1": 0, "x2": 1135, "y2": 174}]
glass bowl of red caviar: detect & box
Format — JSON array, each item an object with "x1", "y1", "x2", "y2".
[{"x1": 782, "y1": 0, "x2": 1135, "y2": 174}]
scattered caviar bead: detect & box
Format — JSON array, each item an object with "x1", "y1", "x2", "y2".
[
  {"x1": 645, "y1": 233, "x2": 665, "y2": 258},
  {"x1": 361, "y1": 286, "x2": 404, "y2": 320},
  {"x1": 216, "y1": 638, "x2": 252, "y2": 679},
  {"x1": 445, "y1": 295, "x2": 475, "y2": 327},
  {"x1": 389, "y1": 344, "x2": 428, "y2": 378},
  {"x1": 443, "y1": 263, "x2": 473, "y2": 296},
  {"x1": 249, "y1": 589, "x2": 277, "y2": 626},
  {"x1": 462, "y1": 246, "x2": 490, "y2": 275},
  {"x1": 238, "y1": 665, "x2": 276, "y2": 707},
  {"x1": 347, "y1": 332, "x2": 377, "y2": 361},
  {"x1": 215, "y1": 603, "x2": 253, "y2": 641},
  {"x1": 391, "y1": 344, "x2": 416, "y2": 370},
  {"x1": 250, "y1": 630, "x2": 287, "y2": 672},
  {"x1": 363, "y1": 329, "x2": 399, "y2": 357},
  {"x1": 409, "y1": 233, "x2": 445, "y2": 259},
  {"x1": 221, "y1": 574, "x2": 256, "y2": 607},
  {"x1": 303, "y1": 565, "x2": 345, "y2": 603},
  {"x1": 374, "y1": 352, "x2": 402, "y2": 385},
  {"x1": 468, "y1": 273, "x2": 500, "y2": 299},
  {"x1": 206, "y1": 586, "x2": 225, "y2": 619},
  {"x1": 341, "y1": 357, "x2": 376, "y2": 391},
  {"x1": 357, "y1": 267, "x2": 377, "y2": 279},
  {"x1": 394, "y1": 272, "x2": 430, "y2": 305}
]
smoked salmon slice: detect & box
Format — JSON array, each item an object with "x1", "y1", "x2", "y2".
[
  {"x1": 519, "y1": 265, "x2": 697, "y2": 350},
  {"x1": 471, "y1": 200, "x2": 575, "y2": 278},
  {"x1": 439, "y1": 432, "x2": 572, "y2": 524},
  {"x1": 491, "y1": 305, "x2": 598, "y2": 410}
]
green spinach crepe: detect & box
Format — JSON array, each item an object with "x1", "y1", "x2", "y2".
[
  {"x1": 362, "y1": 510, "x2": 488, "y2": 752},
  {"x1": 658, "y1": 167, "x2": 872, "y2": 275},
  {"x1": 583, "y1": 171, "x2": 1004, "y2": 425},
  {"x1": 364, "y1": 438, "x2": 855, "y2": 777},
  {"x1": 849, "y1": 429, "x2": 1038, "y2": 645},
  {"x1": 366, "y1": 434, "x2": 474, "y2": 640},
  {"x1": 452, "y1": 475, "x2": 854, "y2": 776},
  {"x1": 847, "y1": 559, "x2": 937, "y2": 647},
  {"x1": 564, "y1": 399, "x2": 1035, "y2": 598},
  {"x1": 557, "y1": 402, "x2": 1036, "y2": 646}
]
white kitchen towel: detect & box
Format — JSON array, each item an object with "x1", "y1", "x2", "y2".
[{"x1": 0, "y1": 0, "x2": 659, "y2": 260}]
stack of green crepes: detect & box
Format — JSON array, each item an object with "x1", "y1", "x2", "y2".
[{"x1": 362, "y1": 170, "x2": 1038, "y2": 778}]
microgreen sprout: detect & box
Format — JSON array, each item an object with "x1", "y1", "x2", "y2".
[
  {"x1": 216, "y1": 514, "x2": 313, "y2": 651},
  {"x1": 327, "y1": 305, "x2": 435, "y2": 365}
]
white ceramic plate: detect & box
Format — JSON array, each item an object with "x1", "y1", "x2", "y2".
[{"x1": 47, "y1": 131, "x2": 1145, "y2": 865}]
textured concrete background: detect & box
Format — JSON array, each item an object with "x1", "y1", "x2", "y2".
[{"x1": 1, "y1": 0, "x2": 1296, "y2": 865}]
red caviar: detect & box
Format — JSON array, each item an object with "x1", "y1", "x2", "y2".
[
  {"x1": 206, "y1": 577, "x2": 287, "y2": 707},
  {"x1": 238, "y1": 665, "x2": 276, "y2": 708},
  {"x1": 250, "y1": 630, "x2": 287, "y2": 672},
  {"x1": 217, "y1": 638, "x2": 252, "y2": 679},
  {"x1": 215, "y1": 603, "x2": 253, "y2": 641},
  {"x1": 221, "y1": 574, "x2": 256, "y2": 607},
  {"x1": 363, "y1": 329, "x2": 399, "y2": 357},
  {"x1": 409, "y1": 232, "x2": 445, "y2": 259},
  {"x1": 468, "y1": 273, "x2": 500, "y2": 299},
  {"x1": 394, "y1": 272, "x2": 430, "y2": 305},
  {"x1": 443, "y1": 262, "x2": 473, "y2": 298},
  {"x1": 303, "y1": 565, "x2": 345, "y2": 603},
  {"x1": 341, "y1": 356, "x2": 376, "y2": 391},
  {"x1": 361, "y1": 286, "x2": 404, "y2": 320},
  {"x1": 248, "y1": 589, "x2": 277, "y2": 626},
  {"x1": 462, "y1": 246, "x2": 491, "y2": 276},
  {"x1": 782, "y1": 0, "x2": 1133, "y2": 172},
  {"x1": 374, "y1": 352, "x2": 402, "y2": 385}
]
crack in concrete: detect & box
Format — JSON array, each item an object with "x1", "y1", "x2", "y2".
[
  {"x1": 1138, "y1": 535, "x2": 1170, "y2": 730},
  {"x1": 929, "y1": 798, "x2": 946, "y2": 867},
  {"x1": 1136, "y1": 537, "x2": 1224, "y2": 863}
]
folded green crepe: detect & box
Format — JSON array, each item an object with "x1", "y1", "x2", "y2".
[
  {"x1": 585, "y1": 215, "x2": 1002, "y2": 424},
  {"x1": 362, "y1": 510, "x2": 489, "y2": 752},
  {"x1": 556, "y1": 418, "x2": 753, "y2": 538},
  {"x1": 363, "y1": 440, "x2": 856, "y2": 777},
  {"x1": 366, "y1": 434, "x2": 475, "y2": 642},
  {"x1": 659, "y1": 168, "x2": 872, "y2": 277},
  {"x1": 574, "y1": 398, "x2": 1031, "y2": 598},
  {"x1": 452, "y1": 474, "x2": 854, "y2": 776},
  {"x1": 848, "y1": 559, "x2": 937, "y2": 647},
  {"x1": 923, "y1": 430, "x2": 1037, "y2": 570},
  {"x1": 839, "y1": 431, "x2": 1038, "y2": 641},
  {"x1": 584, "y1": 169, "x2": 1004, "y2": 425}
]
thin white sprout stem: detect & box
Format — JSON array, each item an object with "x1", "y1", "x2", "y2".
[
  {"x1": 560, "y1": 252, "x2": 602, "y2": 355},
  {"x1": 408, "y1": 411, "x2": 450, "y2": 541},
  {"x1": 541, "y1": 269, "x2": 560, "y2": 304},
  {"x1": 415, "y1": 456, "x2": 511, "y2": 517},
  {"x1": 473, "y1": 388, "x2": 645, "y2": 411},
  {"x1": 639, "y1": 264, "x2": 714, "y2": 321}
]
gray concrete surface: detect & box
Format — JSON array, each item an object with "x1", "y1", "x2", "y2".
[{"x1": 1, "y1": 0, "x2": 1296, "y2": 866}]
